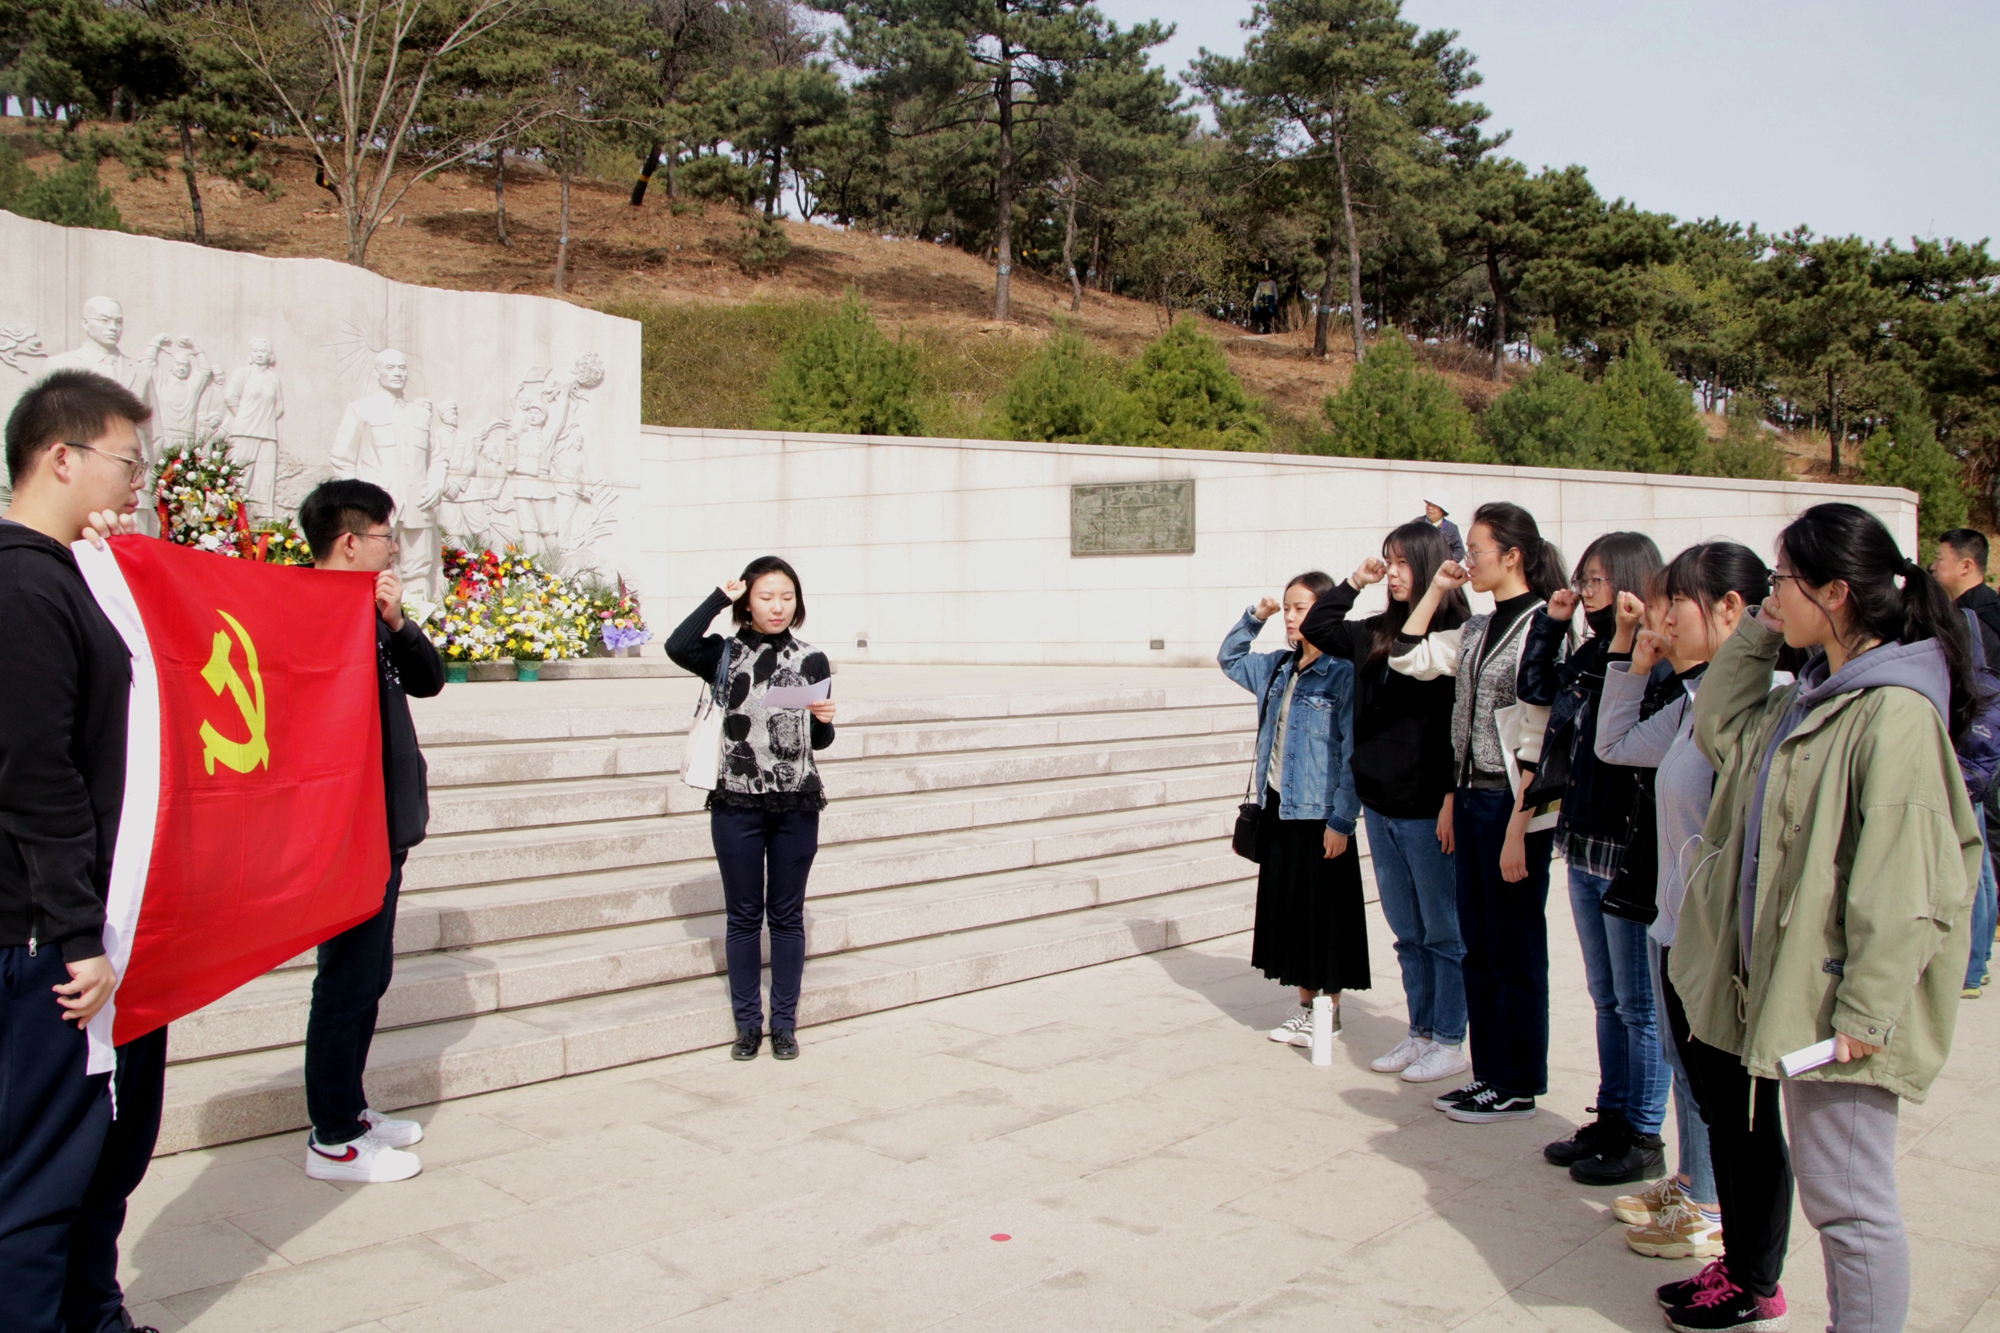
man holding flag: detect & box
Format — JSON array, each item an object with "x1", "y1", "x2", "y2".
[
  {"x1": 298, "y1": 480, "x2": 445, "y2": 1183},
  {"x1": 0, "y1": 370, "x2": 162, "y2": 1333}
]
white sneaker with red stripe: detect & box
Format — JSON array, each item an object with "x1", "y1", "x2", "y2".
[{"x1": 306, "y1": 1131, "x2": 422, "y2": 1183}]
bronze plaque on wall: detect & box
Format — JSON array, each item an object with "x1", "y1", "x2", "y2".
[{"x1": 1070, "y1": 480, "x2": 1197, "y2": 556}]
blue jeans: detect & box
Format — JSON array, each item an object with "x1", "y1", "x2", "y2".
[
  {"x1": 1648, "y1": 940, "x2": 1716, "y2": 1205},
  {"x1": 1364, "y1": 807, "x2": 1466, "y2": 1044},
  {"x1": 1970, "y1": 810, "x2": 1997, "y2": 990},
  {"x1": 1568, "y1": 867, "x2": 1670, "y2": 1136}
]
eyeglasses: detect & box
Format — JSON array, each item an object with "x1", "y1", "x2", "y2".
[
  {"x1": 1770, "y1": 572, "x2": 1801, "y2": 587},
  {"x1": 1464, "y1": 545, "x2": 1501, "y2": 563},
  {"x1": 353, "y1": 531, "x2": 400, "y2": 552},
  {"x1": 67, "y1": 442, "x2": 147, "y2": 482},
  {"x1": 1571, "y1": 575, "x2": 1610, "y2": 595}
]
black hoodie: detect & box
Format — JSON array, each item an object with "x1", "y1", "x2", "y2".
[{"x1": 0, "y1": 519, "x2": 130, "y2": 962}]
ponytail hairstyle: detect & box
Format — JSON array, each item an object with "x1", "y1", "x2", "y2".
[
  {"x1": 1662, "y1": 540, "x2": 1771, "y2": 621},
  {"x1": 1471, "y1": 501, "x2": 1566, "y2": 601},
  {"x1": 1370, "y1": 519, "x2": 1469, "y2": 664},
  {"x1": 1777, "y1": 502, "x2": 1979, "y2": 739}
]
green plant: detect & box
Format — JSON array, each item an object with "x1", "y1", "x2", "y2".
[
  {"x1": 1696, "y1": 397, "x2": 1788, "y2": 480},
  {"x1": 733, "y1": 211, "x2": 792, "y2": 274},
  {"x1": 1599, "y1": 331, "x2": 1707, "y2": 474},
  {"x1": 0, "y1": 141, "x2": 33, "y2": 205},
  {"x1": 1316, "y1": 330, "x2": 1484, "y2": 461},
  {"x1": 763, "y1": 294, "x2": 923, "y2": 436},
  {"x1": 1863, "y1": 392, "x2": 1968, "y2": 554},
  {"x1": 1001, "y1": 323, "x2": 1142, "y2": 444},
  {"x1": 1478, "y1": 356, "x2": 1607, "y2": 467},
  {"x1": 1125, "y1": 317, "x2": 1267, "y2": 451},
  {"x1": 2, "y1": 156, "x2": 124, "y2": 231}
]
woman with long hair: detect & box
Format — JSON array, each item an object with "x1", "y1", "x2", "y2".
[
  {"x1": 1518, "y1": 531, "x2": 1671, "y2": 1186},
  {"x1": 666, "y1": 556, "x2": 838, "y2": 1063},
  {"x1": 1301, "y1": 520, "x2": 1471, "y2": 1084},
  {"x1": 1390, "y1": 501, "x2": 1567, "y2": 1123},
  {"x1": 1219, "y1": 571, "x2": 1369, "y2": 1043},
  {"x1": 1592, "y1": 541, "x2": 1770, "y2": 1266},
  {"x1": 1666, "y1": 504, "x2": 1982, "y2": 1332}
]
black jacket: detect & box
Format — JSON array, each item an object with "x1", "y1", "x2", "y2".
[
  {"x1": 377, "y1": 616, "x2": 445, "y2": 851},
  {"x1": 1300, "y1": 581, "x2": 1457, "y2": 820},
  {"x1": 1955, "y1": 585, "x2": 2000, "y2": 821},
  {"x1": 0, "y1": 520, "x2": 130, "y2": 962},
  {"x1": 1517, "y1": 605, "x2": 1644, "y2": 840}
]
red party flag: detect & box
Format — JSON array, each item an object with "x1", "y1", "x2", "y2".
[{"x1": 75, "y1": 536, "x2": 388, "y2": 1068}]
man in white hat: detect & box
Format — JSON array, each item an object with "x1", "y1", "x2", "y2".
[{"x1": 1418, "y1": 490, "x2": 1465, "y2": 562}]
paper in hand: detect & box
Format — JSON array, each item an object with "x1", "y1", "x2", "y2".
[
  {"x1": 1778, "y1": 1037, "x2": 1838, "y2": 1078},
  {"x1": 762, "y1": 677, "x2": 832, "y2": 710}
]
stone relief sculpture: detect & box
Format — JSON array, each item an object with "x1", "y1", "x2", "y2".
[
  {"x1": 46, "y1": 297, "x2": 152, "y2": 401},
  {"x1": 329, "y1": 348, "x2": 446, "y2": 600},
  {"x1": 0, "y1": 321, "x2": 47, "y2": 372},
  {"x1": 147, "y1": 337, "x2": 220, "y2": 448},
  {"x1": 221, "y1": 338, "x2": 284, "y2": 519}
]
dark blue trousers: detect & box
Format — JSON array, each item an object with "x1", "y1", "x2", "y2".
[
  {"x1": 0, "y1": 945, "x2": 110, "y2": 1333},
  {"x1": 305, "y1": 851, "x2": 404, "y2": 1146},
  {"x1": 1453, "y1": 786, "x2": 1555, "y2": 1096},
  {"x1": 710, "y1": 806, "x2": 818, "y2": 1030},
  {"x1": 64, "y1": 1026, "x2": 166, "y2": 1333}
]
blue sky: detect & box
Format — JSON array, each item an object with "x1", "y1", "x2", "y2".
[{"x1": 1090, "y1": 0, "x2": 1999, "y2": 247}]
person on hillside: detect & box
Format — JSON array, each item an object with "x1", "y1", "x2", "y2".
[
  {"x1": 298, "y1": 480, "x2": 446, "y2": 1185},
  {"x1": 1518, "y1": 532, "x2": 1673, "y2": 1187},
  {"x1": 0, "y1": 369, "x2": 166, "y2": 1333},
  {"x1": 1301, "y1": 522, "x2": 1470, "y2": 1084},
  {"x1": 1593, "y1": 541, "x2": 1771, "y2": 1267},
  {"x1": 1417, "y1": 492, "x2": 1467, "y2": 564},
  {"x1": 1929, "y1": 526, "x2": 2000, "y2": 1000},
  {"x1": 666, "y1": 557, "x2": 837, "y2": 1062},
  {"x1": 1389, "y1": 501, "x2": 1567, "y2": 1123},
  {"x1": 1219, "y1": 572, "x2": 1368, "y2": 1044},
  {"x1": 1666, "y1": 503, "x2": 1980, "y2": 1333}
]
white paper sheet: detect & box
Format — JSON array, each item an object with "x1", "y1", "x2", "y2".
[{"x1": 763, "y1": 678, "x2": 832, "y2": 709}]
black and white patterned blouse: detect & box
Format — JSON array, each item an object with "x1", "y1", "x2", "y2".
[{"x1": 666, "y1": 589, "x2": 836, "y2": 811}]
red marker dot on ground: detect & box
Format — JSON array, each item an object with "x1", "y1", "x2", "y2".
[{"x1": 990, "y1": 1233, "x2": 1011, "y2": 1242}]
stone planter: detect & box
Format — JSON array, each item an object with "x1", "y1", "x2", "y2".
[
  {"x1": 515, "y1": 659, "x2": 542, "y2": 682},
  {"x1": 444, "y1": 662, "x2": 471, "y2": 684}
]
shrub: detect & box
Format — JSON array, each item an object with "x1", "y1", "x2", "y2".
[
  {"x1": 1696, "y1": 398, "x2": 1789, "y2": 480},
  {"x1": 1863, "y1": 392, "x2": 1968, "y2": 554},
  {"x1": 4, "y1": 156, "x2": 124, "y2": 231},
  {"x1": 0, "y1": 140, "x2": 32, "y2": 205},
  {"x1": 733, "y1": 211, "x2": 791, "y2": 274},
  {"x1": 1125, "y1": 316, "x2": 1267, "y2": 451},
  {"x1": 1599, "y1": 331, "x2": 1706, "y2": 474},
  {"x1": 1317, "y1": 331, "x2": 1483, "y2": 461},
  {"x1": 1480, "y1": 357, "x2": 1608, "y2": 467},
  {"x1": 1002, "y1": 324, "x2": 1141, "y2": 445},
  {"x1": 763, "y1": 294, "x2": 922, "y2": 436}
]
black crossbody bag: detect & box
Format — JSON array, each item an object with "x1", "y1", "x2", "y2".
[{"x1": 1231, "y1": 667, "x2": 1284, "y2": 862}]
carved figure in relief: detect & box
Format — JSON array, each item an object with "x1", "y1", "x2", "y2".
[
  {"x1": 222, "y1": 338, "x2": 284, "y2": 519},
  {"x1": 0, "y1": 321, "x2": 47, "y2": 372},
  {"x1": 45, "y1": 297, "x2": 152, "y2": 400},
  {"x1": 147, "y1": 337, "x2": 219, "y2": 448},
  {"x1": 330, "y1": 348, "x2": 446, "y2": 599}
]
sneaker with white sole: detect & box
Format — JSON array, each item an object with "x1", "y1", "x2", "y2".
[
  {"x1": 1613, "y1": 1175, "x2": 1687, "y2": 1227},
  {"x1": 361, "y1": 1107, "x2": 424, "y2": 1148},
  {"x1": 1445, "y1": 1085, "x2": 1537, "y2": 1122},
  {"x1": 1401, "y1": 1041, "x2": 1470, "y2": 1083},
  {"x1": 1431, "y1": 1078, "x2": 1487, "y2": 1112},
  {"x1": 1370, "y1": 1035, "x2": 1431, "y2": 1073},
  {"x1": 306, "y1": 1132, "x2": 422, "y2": 1183},
  {"x1": 1268, "y1": 1008, "x2": 1313, "y2": 1047},
  {"x1": 1625, "y1": 1201, "x2": 1724, "y2": 1260}
]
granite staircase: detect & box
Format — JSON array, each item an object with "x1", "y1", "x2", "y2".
[{"x1": 156, "y1": 677, "x2": 1266, "y2": 1153}]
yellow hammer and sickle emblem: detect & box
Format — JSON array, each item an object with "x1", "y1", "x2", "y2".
[{"x1": 199, "y1": 609, "x2": 270, "y2": 775}]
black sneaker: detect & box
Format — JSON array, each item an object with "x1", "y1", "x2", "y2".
[
  {"x1": 1543, "y1": 1106, "x2": 1627, "y2": 1166},
  {"x1": 1431, "y1": 1079, "x2": 1487, "y2": 1112},
  {"x1": 770, "y1": 1028, "x2": 799, "y2": 1060},
  {"x1": 1446, "y1": 1085, "x2": 1537, "y2": 1122},
  {"x1": 1570, "y1": 1131, "x2": 1666, "y2": 1186},
  {"x1": 1663, "y1": 1263, "x2": 1790, "y2": 1331},
  {"x1": 731, "y1": 1025, "x2": 763, "y2": 1060}
]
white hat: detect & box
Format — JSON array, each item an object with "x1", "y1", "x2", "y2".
[{"x1": 1421, "y1": 489, "x2": 1452, "y2": 515}]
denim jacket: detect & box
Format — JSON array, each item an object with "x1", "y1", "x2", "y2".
[{"x1": 1218, "y1": 608, "x2": 1360, "y2": 835}]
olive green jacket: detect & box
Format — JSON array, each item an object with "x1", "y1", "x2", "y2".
[{"x1": 1668, "y1": 615, "x2": 1980, "y2": 1102}]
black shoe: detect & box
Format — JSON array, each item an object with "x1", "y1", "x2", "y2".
[
  {"x1": 1543, "y1": 1107, "x2": 1627, "y2": 1166},
  {"x1": 770, "y1": 1028, "x2": 799, "y2": 1060},
  {"x1": 1445, "y1": 1086, "x2": 1537, "y2": 1122},
  {"x1": 731, "y1": 1025, "x2": 763, "y2": 1060},
  {"x1": 1431, "y1": 1079, "x2": 1488, "y2": 1112},
  {"x1": 1570, "y1": 1132, "x2": 1667, "y2": 1186}
]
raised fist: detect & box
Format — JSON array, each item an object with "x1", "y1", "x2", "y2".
[
  {"x1": 1547, "y1": 588, "x2": 1580, "y2": 620},
  {"x1": 1253, "y1": 596, "x2": 1282, "y2": 621},
  {"x1": 720, "y1": 579, "x2": 748, "y2": 600},
  {"x1": 1432, "y1": 560, "x2": 1470, "y2": 591},
  {"x1": 1351, "y1": 556, "x2": 1387, "y2": 588}
]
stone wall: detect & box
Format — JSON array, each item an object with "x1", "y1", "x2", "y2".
[
  {"x1": 0, "y1": 213, "x2": 642, "y2": 590},
  {"x1": 640, "y1": 426, "x2": 1919, "y2": 666}
]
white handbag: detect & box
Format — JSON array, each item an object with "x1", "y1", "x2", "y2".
[{"x1": 680, "y1": 650, "x2": 730, "y2": 791}]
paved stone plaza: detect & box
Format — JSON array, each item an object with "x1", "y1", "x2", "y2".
[{"x1": 120, "y1": 881, "x2": 1998, "y2": 1333}]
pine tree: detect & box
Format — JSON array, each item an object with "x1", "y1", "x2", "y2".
[
  {"x1": 1863, "y1": 392, "x2": 1967, "y2": 553},
  {"x1": 764, "y1": 295, "x2": 923, "y2": 436},
  {"x1": 1125, "y1": 317, "x2": 1268, "y2": 451},
  {"x1": 1697, "y1": 397, "x2": 1788, "y2": 480},
  {"x1": 1479, "y1": 356, "x2": 1607, "y2": 468},
  {"x1": 1317, "y1": 329, "x2": 1480, "y2": 460},
  {"x1": 1599, "y1": 331, "x2": 1707, "y2": 473},
  {"x1": 1002, "y1": 323, "x2": 1140, "y2": 444}
]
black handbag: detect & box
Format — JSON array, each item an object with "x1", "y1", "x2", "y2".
[
  {"x1": 1599, "y1": 777, "x2": 1660, "y2": 925},
  {"x1": 1232, "y1": 670, "x2": 1280, "y2": 863}
]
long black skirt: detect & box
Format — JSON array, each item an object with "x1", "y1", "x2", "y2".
[{"x1": 1248, "y1": 789, "x2": 1371, "y2": 993}]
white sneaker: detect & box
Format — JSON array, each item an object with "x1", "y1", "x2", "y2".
[
  {"x1": 361, "y1": 1107, "x2": 424, "y2": 1147},
  {"x1": 306, "y1": 1132, "x2": 422, "y2": 1183},
  {"x1": 1371, "y1": 1035, "x2": 1433, "y2": 1073},
  {"x1": 1268, "y1": 1008, "x2": 1313, "y2": 1046},
  {"x1": 1401, "y1": 1041, "x2": 1472, "y2": 1083}
]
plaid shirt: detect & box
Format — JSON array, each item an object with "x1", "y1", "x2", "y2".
[{"x1": 1559, "y1": 828, "x2": 1625, "y2": 881}]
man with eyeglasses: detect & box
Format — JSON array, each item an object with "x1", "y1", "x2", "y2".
[
  {"x1": 295, "y1": 479, "x2": 445, "y2": 1183},
  {"x1": 0, "y1": 369, "x2": 170, "y2": 1333}
]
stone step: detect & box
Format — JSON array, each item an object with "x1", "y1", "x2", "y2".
[
  {"x1": 168, "y1": 842, "x2": 1255, "y2": 1063},
  {"x1": 157, "y1": 879, "x2": 1256, "y2": 1153},
  {"x1": 407, "y1": 768, "x2": 1244, "y2": 885}
]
